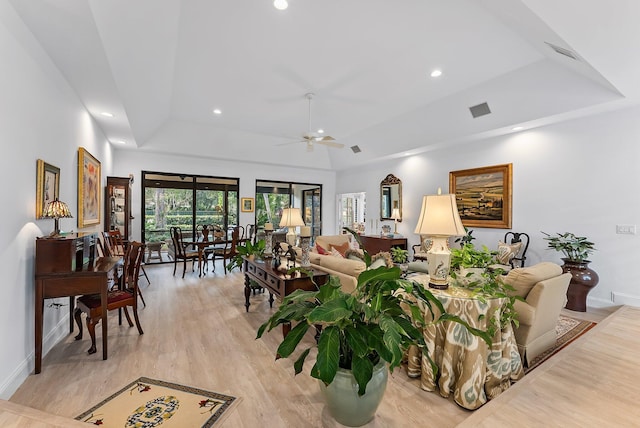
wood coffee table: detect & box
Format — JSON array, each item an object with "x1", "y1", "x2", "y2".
[{"x1": 243, "y1": 257, "x2": 329, "y2": 336}]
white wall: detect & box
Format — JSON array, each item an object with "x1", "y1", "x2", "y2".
[
  {"x1": 111, "y1": 151, "x2": 337, "y2": 239},
  {"x1": 337, "y1": 105, "x2": 640, "y2": 309},
  {"x1": 0, "y1": 4, "x2": 113, "y2": 399}
]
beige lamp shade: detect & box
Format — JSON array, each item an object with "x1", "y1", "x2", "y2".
[
  {"x1": 280, "y1": 207, "x2": 305, "y2": 246},
  {"x1": 414, "y1": 193, "x2": 465, "y2": 237}
]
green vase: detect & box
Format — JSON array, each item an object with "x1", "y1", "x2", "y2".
[{"x1": 318, "y1": 361, "x2": 388, "y2": 427}]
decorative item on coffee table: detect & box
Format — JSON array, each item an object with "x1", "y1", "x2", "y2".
[{"x1": 542, "y1": 231, "x2": 598, "y2": 312}]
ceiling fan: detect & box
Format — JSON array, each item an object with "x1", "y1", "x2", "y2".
[{"x1": 279, "y1": 93, "x2": 345, "y2": 152}]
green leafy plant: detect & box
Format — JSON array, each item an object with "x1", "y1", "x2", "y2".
[
  {"x1": 390, "y1": 247, "x2": 409, "y2": 264},
  {"x1": 226, "y1": 239, "x2": 266, "y2": 271},
  {"x1": 450, "y1": 243, "x2": 497, "y2": 270},
  {"x1": 454, "y1": 227, "x2": 475, "y2": 248},
  {"x1": 256, "y1": 228, "x2": 491, "y2": 396},
  {"x1": 542, "y1": 232, "x2": 596, "y2": 262}
]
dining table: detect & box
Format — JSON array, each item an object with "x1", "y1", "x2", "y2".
[
  {"x1": 181, "y1": 237, "x2": 229, "y2": 276},
  {"x1": 406, "y1": 274, "x2": 524, "y2": 410}
]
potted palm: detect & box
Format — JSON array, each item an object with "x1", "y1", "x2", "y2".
[
  {"x1": 257, "y1": 229, "x2": 490, "y2": 426},
  {"x1": 542, "y1": 232, "x2": 598, "y2": 311}
]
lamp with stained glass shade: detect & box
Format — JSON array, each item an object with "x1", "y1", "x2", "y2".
[{"x1": 42, "y1": 199, "x2": 73, "y2": 237}]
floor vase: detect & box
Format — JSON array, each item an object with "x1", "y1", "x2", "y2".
[
  {"x1": 562, "y1": 259, "x2": 599, "y2": 312},
  {"x1": 318, "y1": 361, "x2": 388, "y2": 427}
]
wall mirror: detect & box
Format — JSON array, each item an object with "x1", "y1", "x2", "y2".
[{"x1": 380, "y1": 174, "x2": 402, "y2": 222}]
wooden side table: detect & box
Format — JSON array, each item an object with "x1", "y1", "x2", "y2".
[{"x1": 359, "y1": 235, "x2": 407, "y2": 255}]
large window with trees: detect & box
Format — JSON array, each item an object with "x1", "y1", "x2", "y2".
[
  {"x1": 142, "y1": 172, "x2": 239, "y2": 257},
  {"x1": 255, "y1": 180, "x2": 322, "y2": 238}
]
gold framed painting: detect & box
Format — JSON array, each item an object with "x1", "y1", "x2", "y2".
[
  {"x1": 241, "y1": 197, "x2": 254, "y2": 212},
  {"x1": 36, "y1": 159, "x2": 60, "y2": 218},
  {"x1": 77, "y1": 147, "x2": 101, "y2": 228},
  {"x1": 449, "y1": 163, "x2": 512, "y2": 229}
]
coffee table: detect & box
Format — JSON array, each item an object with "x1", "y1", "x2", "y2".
[{"x1": 243, "y1": 257, "x2": 329, "y2": 336}]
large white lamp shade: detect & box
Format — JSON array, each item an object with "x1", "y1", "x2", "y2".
[{"x1": 279, "y1": 207, "x2": 305, "y2": 246}]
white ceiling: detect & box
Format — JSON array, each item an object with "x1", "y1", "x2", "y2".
[{"x1": 10, "y1": 0, "x2": 640, "y2": 170}]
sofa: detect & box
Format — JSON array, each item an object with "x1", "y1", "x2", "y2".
[
  {"x1": 303, "y1": 235, "x2": 366, "y2": 293},
  {"x1": 501, "y1": 262, "x2": 572, "y2": 366}
]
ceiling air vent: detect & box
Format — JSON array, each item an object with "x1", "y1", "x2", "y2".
[
  {"x1": 469, "y1": 102, "x2": 491, "y2": 118},
  {"x1": 545, "y1": 42, "x2": 579, "y2": 61},
  {"x1": 350, "y1": 145, "x2": 361, "y2": 153}
]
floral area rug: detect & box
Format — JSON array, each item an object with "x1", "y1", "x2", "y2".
[
  {"x1": 76, "y1": 377, "x2": 239, "y2": 427},
  {"x1": 525, "y1": 314, "x2": 596, "y2": 373}
]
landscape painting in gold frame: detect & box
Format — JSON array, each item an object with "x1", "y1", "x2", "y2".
[
  {"x1": 77, "y1": 147, "x2": 101, "y2": 228},
  {"x1": 241, "y1": 197, "x2": 254, "y2": 213},
  {"x1": 36, "y1": 159, "x2": 60, "y2": 219},
  {"x1": 449, "y1": 163, "x2": 512, "y2": 229}
]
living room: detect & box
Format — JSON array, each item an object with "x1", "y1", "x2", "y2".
[{"x1": 2, "y1": 1, "x2": 640, "y2": 425}]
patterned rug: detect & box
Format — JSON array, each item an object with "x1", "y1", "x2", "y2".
[
  {"x1": 525, "y1": 315, "x2": 597, "y2": 373},
  {"x1": 76, "y1": 377, "x2": 239, "y2": 427}
]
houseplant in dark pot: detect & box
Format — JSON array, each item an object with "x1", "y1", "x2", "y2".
[
  {"x1": 257, "y1": 229, "x2": 490, "y2": 426},
  {"x1": 542, "y1": 231, "x2": 598, "y2": 312}
]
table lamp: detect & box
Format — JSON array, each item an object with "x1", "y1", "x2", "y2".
[
  {"x1": 42, "y1": 198, "x2": 73, "y2": 237},
  {"x1": 279, "y1": 207, "x2": 305, "y2": 247},
  {"x1": 391, "y1": 207, "x2": 401, "y2": 234},
  {"x1": 414, "y1": 189, "x2": 465, "y2": 289}
]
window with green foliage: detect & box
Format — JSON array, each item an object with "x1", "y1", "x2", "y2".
[{"x1": 142, "y1": 172, "x2": 239, "y2": 249}]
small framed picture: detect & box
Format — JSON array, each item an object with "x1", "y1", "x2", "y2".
[
  {"x1": 241, "y1": 197, "x2": 254, "y2": 212},
  {"x1": 36, "y1": 159, "x2": 60, "y2": 218}
]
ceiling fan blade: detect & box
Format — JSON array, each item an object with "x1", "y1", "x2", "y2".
[
  {"x1": 316, "y1": 139, "x2": 344, "y2": 149},
  {"x1": 306, "y1": 141, "x2": 314, "y2": 152},
  {"x1": 317, "y1": 136, "x2": 336, "y2": 142},
  {"x1": 276, "y1": 140, "x2": 303, "y2": 147}
]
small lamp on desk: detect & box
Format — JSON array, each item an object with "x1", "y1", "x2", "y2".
[
  {"x1": 42, "y1": 199, "x2": 73, "y2": 237},
  {"x1": 391, "y1": 207, "x2": 401, "y2": 234},
  {"x1": 279, "y1": 207, "x2": 305, "y2": 247},
  {"x1": 414, "y1": 189, "x2": 465, "y2": 289}
]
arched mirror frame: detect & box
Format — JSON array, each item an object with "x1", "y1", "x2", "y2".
[{"x1": 380, "y1": 174, "x2": 402, "y2": 222}]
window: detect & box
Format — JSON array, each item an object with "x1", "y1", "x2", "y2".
[
  {"x1": 142, "y1": 172, "x2": 239, "y2": 259},
  {"x1": 255, "y1": 180, "x2": 322, "y2": 238}
]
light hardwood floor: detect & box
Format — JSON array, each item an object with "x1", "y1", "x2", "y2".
[{"x1": 9, "y1": 262, "x2": 616, "y2": 427}]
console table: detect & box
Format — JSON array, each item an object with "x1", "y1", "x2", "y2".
[
  {"x1": 243, "y1": 257, "x2": 329, "y2": 336},
  {"x1": 359, "y1": 235, "x2": 407, "y2": 255}
]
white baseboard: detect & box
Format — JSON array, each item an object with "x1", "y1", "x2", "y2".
[
  {"x1": 586, "y1": 295, "x2": 615, "y2": 309},
  {"x1": 611, "y1": 292, "x2": 640, "y2": 307},
  {"x1": 0, "y1": 314, "x2": 70, "y2": 399}
]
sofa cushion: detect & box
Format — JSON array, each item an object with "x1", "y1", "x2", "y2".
[
  {"x1": 331, "y1": 241, "x2": 350, "y2": 257},
  {"x1": 497, "y1": 240, "x2": 522, "y2": 265},
  {"x1": 330, "y1": 247, "x2": 344, "y2": 258},
  {"x1": 316, "y1": 235, "x2": 350, "y2": 252},
  {"x1": 503, "y1": 262, "x2": 563, "y2": 298},
  {"x1": 316, "y1": 243, "x2": 329, "y2": 255},
  {"x1": 319, "y1": 255, "x2": 366, "y2": 278}
]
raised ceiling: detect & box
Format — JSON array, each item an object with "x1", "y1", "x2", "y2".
[{"x1": 10, "y1": 0, "x2": 640, "y2": 170}]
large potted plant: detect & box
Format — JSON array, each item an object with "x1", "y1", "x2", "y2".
[
  {"x1": 257, "y1": 229, "x2": 490, "y2": 426},
  {"x1": 226, "y1": 239, "x2": 266, "y2": 272},
  {"x1": 542, "y1": 232, "x2": 598, "y2": 312}
]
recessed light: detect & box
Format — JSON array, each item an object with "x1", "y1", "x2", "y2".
[
  {"x1": 430, "y1": 69, "x2": 442, "y2": 78},
  {"x1": 512, "y1": 126, "x2": 524, "y2": 131},
  {"x1": 101, "y1": 112, "x2": 114, "y2": 117},
  {"x1": 112, "y1": 140, "x2": 126, "y2": 145},
  {"x1": 212, "y1": 109, "x2": 222, "y2": 115},
  {"x1": 317, "y1": 129, "x2": 324, "y2": 134},
  {"x1": 274, "y1": 0, "x2": 288, "y2": 10}
]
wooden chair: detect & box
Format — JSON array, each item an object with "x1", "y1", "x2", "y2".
[
  {"x1": 211, "y1": 226, "x2": 241, "y2": 274},
  {"x1": 74, "y1": 241, "x2": 145, "y2": 355},
  {"x1": 169, "y1": 226, "x2": 198, "y2": 278},
  {"x1": 103, "y1": 230, "x2": 147, "y2": 306}
]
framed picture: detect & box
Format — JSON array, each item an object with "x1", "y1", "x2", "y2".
[
  {"x1": 241, "y1": 197, "x2": 254, "y2": 212},
  {"x1": 36, "y1": 159, "x2": 60, "y2": 218},
  {"x1": 77, "y1": 147, "x2": 101, "y2": 228},
  {"x1": 449, "y1": 163, "x2": 512, "y2": 229}
]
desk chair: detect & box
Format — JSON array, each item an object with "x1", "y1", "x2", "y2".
[
  {"x1": 74, "y1": 241, "x2": 145, "y2": 355},
  {"x1": 103, "y1": 230, "x2": 147, "y2": 307}
]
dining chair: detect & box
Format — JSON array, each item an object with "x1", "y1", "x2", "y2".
[
  {"x1": 169, "y1": 226, "x2": 198, "y2": 278},
  {"x1": 73, "y1": 241, "x2": 145, "y2": 355},
  {"x1": 104, "y1": 230, "x2": 147, "y2": 307},
  {"x1": 211, "y1": 226, "x2": 241, "y2": 274}
]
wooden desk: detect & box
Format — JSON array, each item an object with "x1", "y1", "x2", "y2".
[
  {"x1": 359, "y1": 235, "x2": 407, "y2": 255},
  {"x1": 243, "y1": 257, "x2": 329, "y2": 336},
  {"x1": 34, "y1": 234, "x2": 121, "y2": 374}
]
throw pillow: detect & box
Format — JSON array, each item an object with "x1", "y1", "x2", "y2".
[
  {"x1": 369, "y1": 251, "x2": 393, "y2": 269},
  {"x1": 316, "y1": 243, "x2": 328, "y2": 255},
  {"x1": 330, "y1": 247, "x2": 344, "y2": 258},
  {"x1": 344, "y1": 249, "x2": 365, "y2": 262},
  {"x1": 331, "y1": 241, "x2": 350, "y2": 257},
  {"x1": 497, "y1": 241, "x2": 522, "y2": 265}
]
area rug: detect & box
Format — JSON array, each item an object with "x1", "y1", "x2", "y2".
[
  {"x1": 76, "y1": 377, "x2": 239, "y2": 427},
  {"x1": 525, "y1": 315, "x2": 597, "y2": 373}
]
